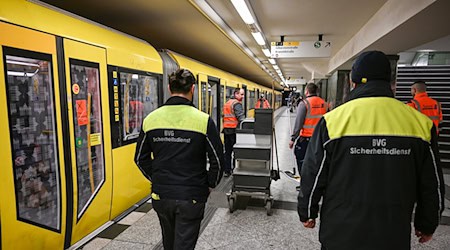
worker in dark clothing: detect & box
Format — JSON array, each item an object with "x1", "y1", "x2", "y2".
[
  {"x1": 134, "y1": 69, "x2": 224, "y2": 250},
  {"x1": 298, "y1": 51, "x2": 445, "y2": 250},
  {"x1": 407, "y1": 81, "x2": 443, "y2": 134},
  {"x1": 288, "y1": 83, "x2": 326, "y2": 189},
  {"x1": 222, "y1": 88, "x2": 245, "y2": 177}
]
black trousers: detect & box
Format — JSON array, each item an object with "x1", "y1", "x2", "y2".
[
  {"x1": 294, "y1": 137, "x2": 310, "y2": 175},
  {"x1": 224, "y1": 133, "x2": 236, "y2": 173},
  {"x1": 153, "y1": 199, "x2": 206, "y2": 250}
]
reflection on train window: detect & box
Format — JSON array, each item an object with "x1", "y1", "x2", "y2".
[
  {"x1": 69, "y1": 60, "x2": 105, "y2": 218},
  {"x1": 120, "y1": 72, "x2": 158, "y2": 141},
  {"x1": 5, "y1": 52, "x2": 61, "y2": 231}
]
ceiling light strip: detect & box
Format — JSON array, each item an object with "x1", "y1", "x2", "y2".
[{"x1": 230, "y1": 0, "x2": 255, "y2": 24}]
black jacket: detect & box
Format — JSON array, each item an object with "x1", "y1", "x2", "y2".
[
  {"x1": 298, "y1": 81, "x2": 445, "y2": 249},
  {"x1": 134, "y1": 96, "x2": 224, "y2": 202}
]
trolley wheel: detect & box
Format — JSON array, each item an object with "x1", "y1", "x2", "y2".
[
  {"x1": 228, "y1": 197, "x2": 235, "y2": 213},
  {"x1": 265, "y1": 200, "x2": 273, "y2": 216}
]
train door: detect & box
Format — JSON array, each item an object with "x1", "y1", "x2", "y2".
[
  {"x1": 62, "y1": 39, "x2": 113, "y2": 244},
  {"x1": 208, "y1": 76, "x2": 221, "y2": 131},
  {"x1": 0, "y1": 22, "x2": 66, "y2": 249}
]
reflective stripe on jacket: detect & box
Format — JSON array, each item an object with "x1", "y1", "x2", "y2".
[
  {"x1": 298, "y1": 81, "x2": 444, "y2": 249},
  {"x1": 223, "y1": 99, "x2": 239, "y2": 128},
  {"x1": 408, "y1": 92, "x2": 442, "y2": 133},
  {"x1": 300, "y1": 96, "x2": 327, "y2": 137}
]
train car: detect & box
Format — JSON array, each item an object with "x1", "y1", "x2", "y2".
[
  {"x1": 0, "y1": 1, "x2": 162, "y2": 249},
  {"x1": 160, "y1": 50, "x2": 282, "y2": 131},
  {"x1": 0, "y1": 1, "x2": 282, "y2": 249}
]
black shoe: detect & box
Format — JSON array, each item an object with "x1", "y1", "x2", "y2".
[
  {"x1": 224, "y1": 172, "x2": 231, "y2": 177},
  {"x1": 296, "y1": 186, "x2": 300, "y2": 191}
]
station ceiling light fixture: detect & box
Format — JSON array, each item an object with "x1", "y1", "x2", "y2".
[
  {"x1": 262, "y1": 48, "x2": 271, "y2": 57},
  {"x1": 193, "y1": 0, "x2": 282, "y2": 84},
  {"x1": 251, "y1": 32, "x2": 266, "y2": 46},
  {"x1": 230, "y1": 0, "x2": 255, "y2": 24}
]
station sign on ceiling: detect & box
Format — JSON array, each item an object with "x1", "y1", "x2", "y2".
[
  {"x1": 286, "y1": 78, "x2": 306, "y2": 85},
  {"x1": 271, "y1": 41, "x2": 331, "y2": 58}
]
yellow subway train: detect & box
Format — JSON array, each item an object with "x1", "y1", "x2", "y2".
[{"x1": 0, "y1": 1, "x2": 282, "y2": 249}]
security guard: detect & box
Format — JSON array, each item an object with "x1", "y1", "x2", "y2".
[
  {"x1": 407, "y1": 80, "x2": 443, "y2": 134},
  {"x1": 134, "y1": 69, "x2": 224, "y2": 250},
  {"x1": 222, "y1": 88, "x2": 245, "y2": 176},
  {"x1": 255, "y1": 94, "x2": 271, "y2": 109},
  {"x1": 289, "y1": 83, "x2": 326, "y2": 183},
  {"x1": 298, "y1": 51, "x2": 445, "y2": 249}
]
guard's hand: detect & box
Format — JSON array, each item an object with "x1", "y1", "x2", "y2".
[
  {"x1": 289, "y1": 141, "x2": 294, "y2": 149},
  {"x1": 415, "y1": 229, "x2": 433, "y2": 243},
  {"x1": 302, "y1": 219, "x2": 315, "y2": 228}
]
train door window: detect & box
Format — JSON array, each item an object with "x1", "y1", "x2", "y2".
[
  {"x1": 192, "y1": 82, "x2": 199, "y2": 108},
  {"x1": 4, "y1": 48, "x2": 61, "y2": 230},
  {"x1": 248, "y1": 90, "x2": 255, "y2": 109},
  {"x1": 220, "y1": 85, "x2": 224, "y2": 117},
  {"x1": 208, "y1": 78, "x2": 219, "y2": 128},
  {"x1": 201, "y1": 81, "x2": 209, "y2": 113},
  {"x1": 119, "y1": 72, "x2": 158, "y2": 141},
  {"x1": 242, "y1": 85, "x2": 247, "y2": 115},
  {"x1": 226, "y1": 86, "x2": 234, "y2": 100},
  {"x1": 69, "y1": 60, "x2": 105, "y2": 217}
]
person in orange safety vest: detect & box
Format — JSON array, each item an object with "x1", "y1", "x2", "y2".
[
  {"x1": 407, "y1": 81, "x2": 442, "y2": 134},
  {"x1": 288, "y1": 83, "x2": 326, "y2": 188},
  {"x1": 255, "y1": 94, "x2": 271, "y2": 109},
  {"x1": 222, "y1": 88, "x2": 245, "y2": 177}
]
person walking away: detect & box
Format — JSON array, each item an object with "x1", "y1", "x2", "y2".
[
  {"x1": 222, "y1": 88, "x2": 245, "y2": 177},
  {"x1": 255, "y1": 94, "x2": 271, "y2": 109},
  {"x1": 407, "y1": 80, "x2": 443, "y2": 134},
  {"x1": 288, "y1": 83, "x2": 326, "y2": 189},
  {"x1": 298, "y1": 51, "x2": 445, "y2": 250},
  {"x1": 134, "y1": 69, "x2": 224, "y2": 250}
]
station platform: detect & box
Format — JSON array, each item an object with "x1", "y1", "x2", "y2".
[{"x1": 81, "y1": 107, "x2": 450, "y2": 250}]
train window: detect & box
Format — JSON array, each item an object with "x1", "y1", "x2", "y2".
[
  {"x1": 69, "y1": 59, "x2": 105, "y2": 218},
  {"x1": 4, "y1": 48, "x2": 61, "y2": 231},
  {"x1": 248, "y1": 90, "x2": 255, "y2": 109},
  {"x1": 220, "y1": 85, "x2": 224, "y2": 118},
  {"x1": 226, "y1": 86, "x2": 234, "y2": 99},
  {"x1": 120, "y1": 72, "x2": 158, "y2": 141},
  {"x1": 201, "y1": 81, "x2": 209, "y2": 113},
  {"x1": 193, "y1": 82, "x2": 199, "y2": 107}
]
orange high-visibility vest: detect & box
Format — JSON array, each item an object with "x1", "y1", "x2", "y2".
[
  {"x1": 223, "y1": 99, "x2": 239, "y2": 128},
  {"x1": 300, "y1": 96, "x2": 327, "y2": 137},
  {"x1": 408, "y1": 92, "x2": 442, "y2": 133},
  {"x1": 255, "y1": 99, "x2": 270, "y2": 109}
]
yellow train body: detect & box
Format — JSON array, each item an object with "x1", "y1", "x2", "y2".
[{"x1": 0, "y1": 1, "x2": 282, "y2": 249}]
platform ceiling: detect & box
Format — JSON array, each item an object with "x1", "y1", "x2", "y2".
[{"x1": 40, "y1": 0, "x2": 450, "y2": 89}]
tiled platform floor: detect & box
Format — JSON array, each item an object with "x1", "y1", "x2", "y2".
[{"x1": 82, "y1": 107, "x2": 450, "y2": 250}]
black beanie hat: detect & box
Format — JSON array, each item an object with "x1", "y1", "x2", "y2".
[{"x1": 351, "y1": 50, "x2": 391, "y2": 84}]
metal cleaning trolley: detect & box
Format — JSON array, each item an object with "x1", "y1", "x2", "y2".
[{"x1": 227, "y1": 109, "x2": 279, "y2": 215}]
